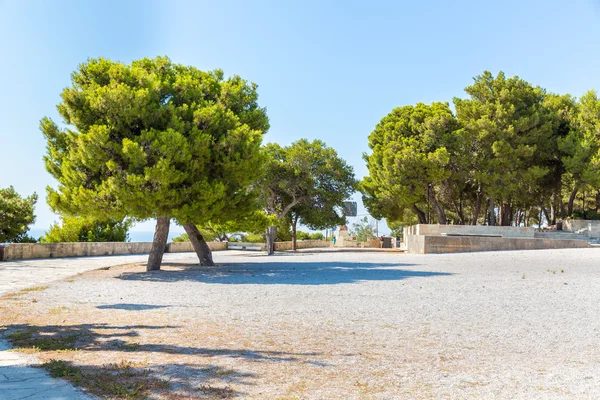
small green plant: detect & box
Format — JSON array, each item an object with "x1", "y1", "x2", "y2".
[
  {"x1": 6, "y1": 330, "x2": 79, "y2": 351},
  {"x1": 117, "y1": 342, "x2": 140, "y2": 351},
  {"x1": 43, "y1": 359, "x2": 84, "y2": 384},
  {"x1": 42, "y1": 359, "x2": 169, "y2": 399},
  {"x1": 522, "y1": 273, "x2": 525, "y2": 279}
]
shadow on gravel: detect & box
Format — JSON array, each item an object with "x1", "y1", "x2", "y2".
[
  {"x1": 3, "y1": 323, "x2": 326, "y2": 397},
  {"x1": 119, "y1": 261, "x2": 452, "y2": 285},
  {"x1": 3, "y1": 323, "x2": 326, "y2": 363}
]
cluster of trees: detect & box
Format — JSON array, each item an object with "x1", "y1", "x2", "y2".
[
  {"x1": 361, "y1": 71, "x2": 600, "y2": 228},
  {"x1": 40, "y1": 56, "x2": 355, "y2": 270}
]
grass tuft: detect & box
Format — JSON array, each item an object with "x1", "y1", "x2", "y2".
[{"x1": 42, "y1": 359, "x2": 170, "y2": 399}]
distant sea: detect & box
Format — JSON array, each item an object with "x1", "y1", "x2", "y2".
[{"x1": 27, "y1": 229, "x2": 185, "y2": 243}]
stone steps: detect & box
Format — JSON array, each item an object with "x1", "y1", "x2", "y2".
[{"x1": 534, "y1": 231, "x2": 589, "y2": 241}]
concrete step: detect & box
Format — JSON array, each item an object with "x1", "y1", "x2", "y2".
[{"x1": 534, "y1": 232, "x2": 589, "y2": 241}]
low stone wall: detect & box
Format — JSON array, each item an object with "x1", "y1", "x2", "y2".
[
  {"x1": 0, "y1": 239, "x2": 335, "y2": 261},
  {"x1": 0, "y1": 241, "x2": 227, "y2": 261},
  {"x1": 274, "y1": 240, "x2": 331, "y2": 251},
  {"x1": 0, "y1": 242, "x2": 155, "y2": 261},
  {"x1": 166, "y1": 241, "x2": 228, "y2": 253},
  {"x1": 404, "y1": 224, "x2": 535, "y2": 238},
  {"x1": 407, "y1": 235, "x2": 591, "y2": 254},
  {"x1": 563, "y1": 220, "x2": 600, "y2": 238}
]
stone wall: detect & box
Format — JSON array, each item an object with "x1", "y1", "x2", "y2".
[
  {"x1": 274, "y1": 240, "x2": 331, "y2": 251},
  {"x1": 404, "y1": 224, "x2": 535, "y2": 238},
  {"x1": 0, "y1": 241, "x2": 227, "y2": 261},
  {"x1": 166, "y1": 241, "x2": 228, "y2": 253},
  {"x1": 407, "y1": 235, "x2": 590, "y2": 254},
  {"x1": 0, "y1": 239, "x2": 334, "y2": 261}
]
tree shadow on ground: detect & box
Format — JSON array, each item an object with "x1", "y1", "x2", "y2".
[
  {"x1": 119, "y1": 260, "x2": 452, "y2": 285},
  {"x1": 2, "y1": 323, "x2": 325, "y2": 363},
  {"x1": 2, "y1": 322, "x2": 328, "y2": 398}
]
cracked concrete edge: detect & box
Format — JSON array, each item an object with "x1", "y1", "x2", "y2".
[{"x1": 0, "y1": 338, "x2": 94, "y2": 399}]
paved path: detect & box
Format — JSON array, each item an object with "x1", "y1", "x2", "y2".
[{"x1": 0, "y1": 252, "x2": 197, "y2": 399}]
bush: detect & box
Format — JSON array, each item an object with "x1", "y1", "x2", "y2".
[
  {"x1": 172, "y1": 233, "x2": 189, "y2": 242},
  {"x1": 41, "y1": 217, "x2": 132, "y2": 243},
  {"x1": 296, "y1": 231, "x2": 310, "y2": 240},
  {"x1": 245, "y1": 233, "x2": 265, "y2": 243},
  {"x1": 309, "y1": 232, "x2": 324, "y2": 240},
  {"x1": 0, "y1": 186, "x2": 38, "y2": 243}
]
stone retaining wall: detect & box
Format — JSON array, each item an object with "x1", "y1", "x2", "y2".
[
  {"x1": 404, "y1": 224, "x2": 535, "y2": 238},
  {"x1": 166, "y1": 241, "x2": 228, "y2": 253},
  {"x1": 407, "y1": 235, "x2": 591, "y2": 254},
  {"x1": 0, "y1": 239, "x2": 331, "y2": 261},
  {"x1": 0, "y1": 241, "x2": 227, "y2": 261}
]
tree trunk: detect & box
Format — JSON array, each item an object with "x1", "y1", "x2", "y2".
[
  {"x1": 412, "y1": 205, "x2": 427, "y2": 224},
  {"x1": 291, "y1": 214, "x2": 299, "y2": 251},
  {"x1": 183, "y1": 223, "x2": 214, "y2": 266},
  {"x1": 147, "y1": 216, "x2": 170, "y2": 271},
  {"x1": 472, "y1": 192, "x2": 482, "y2": 225},
  {"x1": 567, "y1": 185, "x2": 579, "y2": 216},
  {"x1": 427, "y1": 186, "x2": 447, "y2": 224},
  {"x1": 542, "y1": 207, "x2": 551, "y2": 226},
  {"x1": 488, "y1": 197, "x2": 496, "y2": 226},
  {"x1": 265, "y1": 225, "x2": 277, "y2": 255}
]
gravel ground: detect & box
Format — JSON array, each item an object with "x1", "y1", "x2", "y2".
[{"x1": 2, "y1": 248, "x2": 600, "y2": 399}]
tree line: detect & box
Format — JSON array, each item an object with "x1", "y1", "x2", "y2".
[{"x1": 361, "y1": 71, "x2": 600, "y2": 229}]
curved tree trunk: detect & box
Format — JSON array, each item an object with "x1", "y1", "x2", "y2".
[
  {"x1": 291, "y1": 214, "x2": 299, "y2": 251},
  {"x1": 183, "y1": 223, "x2": 214, "y2": 266},
  {"x1": 147, "y1": 216, "x2": 170, "y2": 271},
  {"x1": 412, "y1": 205, "x2": 427, "y2": 224},
  {"x1": 568, "y1": 185, "x2": 579, "y2": 216},
  {"x1": 428, "y1": 190, "x2": 447, "y2": 225},
  {"x1": 266, "y1": 225, "x2": 277, "y2": 255}
]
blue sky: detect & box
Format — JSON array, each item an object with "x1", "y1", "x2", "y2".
[{"x1": 2, "y1": 0, "x2": 600, "y2": 236}]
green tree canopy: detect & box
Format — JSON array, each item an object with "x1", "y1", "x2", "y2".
[
  {"x1": 42, "y1": 56, "x2": 269, "y2": 269},
  {"x1": 361, "y1": 102, "x2": 459, "y2": 225},
  {"x1": 261, "y1": 139, "x2": 356, "y2": 253},
  {"x1": 0, "y1": 186, "x2": 38, "y2": 243},
  {"x1": 361, "y1": 70, "x2": 600, "y2": 228}
]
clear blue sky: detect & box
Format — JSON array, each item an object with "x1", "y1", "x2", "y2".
[{"x1": 2, "y1": 0, "x2": 600, "y2": 236}]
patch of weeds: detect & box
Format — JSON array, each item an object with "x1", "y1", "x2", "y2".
[
  {"x1": 43, "y1": 359, "x2": 169, "y2": 400},
  {"x1": 561, "y1": 269, "x2": 565, "y2": 273},
  {"x1": 49, "y1": 306, "x2": 69, "y2": 315},
  {"x1": 6, "y1": 330, "x2": 79, "y2": 351},
  {"x1": 4, "y1": 286, "x2": 50, "y2": 300},
  {"x1": 43, "y1": 359, "x2": 84, "y2": 384},
  {"x1": 197, "y1": 385, "x2": 236, "y2": 399},
  {"x1": 201, "y1": 366, "x2": 237, "y2": 379},
  {"x1": 522, "y1": 273, "x2": 525, "y2": 279},
  {"x1": 547, "y1": 269, "x2": 557, "y2": 274},
  {"x1": 116, "y1": 342, "x2": 141, "y2": 351}
]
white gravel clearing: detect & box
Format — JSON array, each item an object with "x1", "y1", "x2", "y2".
[{"x1": 9, "y1": 248, "x2": 600, "y2": 399}]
